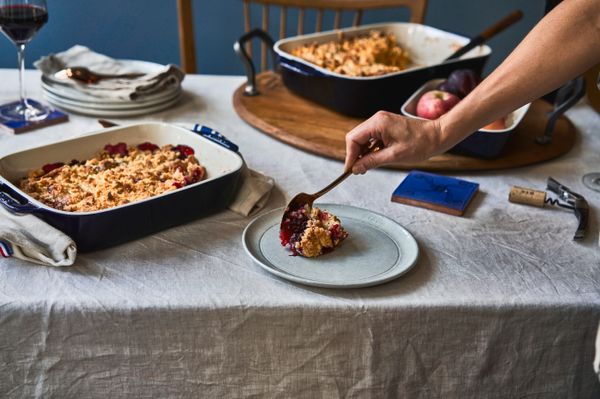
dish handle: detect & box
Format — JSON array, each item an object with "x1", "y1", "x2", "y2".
[
  {"x1": 233, "y1": 28, "x2": 277, "y2": 96},
  {"x1": 192, "y1": 125, "x2": 239, "y2": 153},
  {"x1": 0, "y1": 181, "x2": 41, "y2": 214},
  {"x1": 536, "y1": 76, "x2": 585, "y2": 145}
]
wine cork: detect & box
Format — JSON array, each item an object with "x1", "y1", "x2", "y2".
[{"x1": 509, "y1": 186, "x2": 546, "y2": 207}]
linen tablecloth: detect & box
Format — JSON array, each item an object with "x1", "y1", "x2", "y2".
[{"x1": 0, "y1": 69, "x2": 599, "y2": 398}]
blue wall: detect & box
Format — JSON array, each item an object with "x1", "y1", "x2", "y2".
[{"x1": 0, "y1": 0, "x2": 545, "y2": 75}]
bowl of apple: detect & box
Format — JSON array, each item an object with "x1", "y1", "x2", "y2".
[{"x1": 400, "y1": 69, "x2": 530, "y2": 159}]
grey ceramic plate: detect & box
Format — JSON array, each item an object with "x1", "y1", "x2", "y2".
[{"x1": 242, "y1": 204, "x2": 419, "y2": 288}]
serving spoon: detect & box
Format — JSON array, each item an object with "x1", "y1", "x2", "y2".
[
  {"x1": 444, "y1": 10, "x2": 523, "y2": 61},
  {"x1": 281, "y1": 139, "x2": 383, "y2": 225},
  {"x1": 54, "y1": 67, "x2": 145, "y2": 84}
]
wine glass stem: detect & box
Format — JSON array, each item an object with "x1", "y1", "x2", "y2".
[{"x1": 16, "y1": 43, "x2": 27, "y2": 108}]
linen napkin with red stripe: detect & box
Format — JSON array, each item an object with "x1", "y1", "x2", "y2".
[{"x1": 0, "y1": 204, "x2": 76, "y2": 266}]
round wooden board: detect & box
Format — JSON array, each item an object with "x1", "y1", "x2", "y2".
[{"x1": 233, "y1": 71, "x2": 576, "y2": 171}]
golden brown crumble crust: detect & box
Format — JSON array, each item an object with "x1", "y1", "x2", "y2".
[
  {"x1": 290, "y1": 30, "x2": 410, "y2": 77},
  {"x1": 20, "y1": 144, "x2": 206, "y2": 212}
]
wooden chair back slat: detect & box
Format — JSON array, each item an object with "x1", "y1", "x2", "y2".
[
  {"x1": 316, "y1": 9, "x2": 323, "y2": 32},
  {"x1": 297, "y1": 8, "x2": 305, "y2": 35},
  {"x1": 333, "y1": 10, "x2": 341, "y2": 29},
  {"x1": 280, "y1": 6, "x2": 288, "y2": 38},
  {"x1": 243, "y1": 1, "x2": 253, "y2": 56},
  {"x1": 261, "y1": 5, "x2": 270, "y2": 71},
  {"x1": 176, "y1": 0, "x2": 197, "y2": 74},
  {"x1": 353, "y1": 9, "x2": 363, "y2": 26}
]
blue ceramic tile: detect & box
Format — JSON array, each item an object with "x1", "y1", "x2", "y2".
[{"x1": 392, "y1": 170, "x2": 479, "y2": 215}]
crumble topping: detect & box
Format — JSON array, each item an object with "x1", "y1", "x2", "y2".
[
  {"x1": 19, "y1": 142, "x2": 206, "y2": 212},
  {"x1": 290, "y1": 30, "x2": 410, "y2": 77},
  {"x1": 280, "y1": 204, "x2": 348, "y2": 257}
]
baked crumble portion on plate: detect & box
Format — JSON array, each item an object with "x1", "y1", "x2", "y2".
[
  {"x1": 290, "y1": 30, "x2": 410, "y2": 77},
  {"x1": 19, "y1": 142, "x2": 206, "y2": 212},
  {"x1": 280, "y1": 204, "x2": 348, "y2": 257}
]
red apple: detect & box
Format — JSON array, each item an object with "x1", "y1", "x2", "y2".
[
  {"x1": 482, "y1": 117, "x2": 507, "y2": 130},
  {"x1": 416, "y1": 90, "x2": 461, "y2": 120}
]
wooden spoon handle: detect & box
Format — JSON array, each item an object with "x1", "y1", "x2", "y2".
[
  {"x1": 445, "y1": 10, "x2": 523, "y2": 61},
  {"x1": 480, "y1": 10, "x2": 523, "y2": 40}
]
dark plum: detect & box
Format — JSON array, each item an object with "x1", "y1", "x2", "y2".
[{"x1": 437, "y1": 69, "x2": 481, "y2": 98}]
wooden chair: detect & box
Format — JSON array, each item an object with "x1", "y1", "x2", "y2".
[
  {"x1": 176, "y1": 0, "x2": 428, "y2": 74},
  {"x1": 177, "y1": 0, "x2": 197, "y2": 74},
  {"x1": 243, "y1": 0, "x2": 429, "y2": 72}
]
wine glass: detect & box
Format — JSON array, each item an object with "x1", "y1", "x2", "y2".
[
  {"x1": 582, "y1": 73, "x2": 600, "y2": 192},
  {"x1": 582, "y1": 173, "x2": 600, "y2": 192},
  {"x1": 0, "y1": 0, "x2": 49, "y2": 122}
]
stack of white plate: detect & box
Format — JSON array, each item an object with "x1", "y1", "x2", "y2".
[{"x1": 41, "y1": 60, "x2": 182, "y2": 117}]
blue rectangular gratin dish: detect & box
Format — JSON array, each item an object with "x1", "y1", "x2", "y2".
[
  {"x1": 236, "y1": 22, "x2": 492, "y2": 118},
  {"x1": 274, "y1": 22, "x2": 492, "y2": 118},
  {"x1": 0, "y1": 123, "x2": 243, "y2": 252},
  {"x1": 401, "y1": 79, "x2": 531, "y2": 158}
]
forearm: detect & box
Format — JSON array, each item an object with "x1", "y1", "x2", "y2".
[{"x1": 439, "y1": 0, "x2": 600, "y2": 150}]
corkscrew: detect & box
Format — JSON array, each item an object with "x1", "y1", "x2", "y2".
[{"x1": 508, "y1": 177, "x2": 589, "y2": 240}]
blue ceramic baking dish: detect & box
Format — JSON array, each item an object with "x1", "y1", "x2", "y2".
[
  {"x1": 0, "y1": 123, "x2": 243, "y2": 252},
  {"x1": 401, "y1": 79, "x2": 531, "y2": 158},
  {"x1": 273, "y1": 22, "x2": 492, "y2": 117}
]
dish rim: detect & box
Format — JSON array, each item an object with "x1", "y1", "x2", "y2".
[
  {"x1": 274, "y1": 22, "x2": 492, "y2": 81},
  {"x1": 400, "y1": 78, "x2": 531, "y2": 133}
]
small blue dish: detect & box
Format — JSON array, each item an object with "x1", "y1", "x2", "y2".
[{"x1": 400, "y1": 79, "x2": 530, "y2": 159}]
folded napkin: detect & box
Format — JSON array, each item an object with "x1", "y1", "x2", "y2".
[
  {"x1": 0, "y1": 205, "x2": 76, "y2": 266},
  {"x1": 35, "y1": 45, "x2": 184, "y2": 101},
  {"x1": 230, "y1": 166, "x2": 275, "y2": 217},
  {"x1": 0, "y1": 166, "x2": 273, "y2": 267}
]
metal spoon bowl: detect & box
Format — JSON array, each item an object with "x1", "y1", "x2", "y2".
[{"x1": 280, "y1": 139, "x2": 383, "y2": 231}]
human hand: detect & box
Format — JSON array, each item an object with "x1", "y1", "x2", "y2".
[{"x1": 344, "y1": 111, "x2": 444, "y2": 174}]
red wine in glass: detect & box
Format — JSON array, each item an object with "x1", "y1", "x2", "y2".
[
  {"x1": 0, "y1": 4, "x2": 48, "y2": 44},
  {"x1": 0, "y1": 0, "x2": 49, "y2": 122}
]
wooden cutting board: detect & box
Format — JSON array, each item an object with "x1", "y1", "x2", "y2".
[{"x1": 233, "y1": 71, "x2": 576, "y2": 171}]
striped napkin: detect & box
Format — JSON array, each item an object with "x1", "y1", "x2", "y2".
[{"x1": 0, "y1": 204, "x2": 76, "y2": 266}]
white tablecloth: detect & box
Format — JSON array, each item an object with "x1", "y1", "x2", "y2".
[{"x1": 1, "y1": 69, "x2": 599, "y2": 398}]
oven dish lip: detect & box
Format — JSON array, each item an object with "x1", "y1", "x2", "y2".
[
  {"x1": 0, "y1": 122, "x2": 244, "y2": 216},
  {"x1": 400, "y1": 78, "x2": 531, "y2": 133},
  {"x1": 274, "y1": 22, "x2": 492, "y2": 81}
]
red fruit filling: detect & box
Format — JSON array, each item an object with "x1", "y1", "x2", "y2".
[
  {"x1": 280, "y1": 204, "x2": 309, "y2": 256},
  {"x1": 174, "y1": 145, "x2": 195, "y2": 159},
  {"x1": 174, "y1": 167, "x2": 205, "y2": 189},
  {"x1": 137, "y1": 142, "x2": 159, "y2": 152},
  {"x1": 329, "y1": 224, "x2": 344, "y2": 242},
  {"x1": 280, "y1": 205, "x2": 348, "y2": 257},
  {"x1": 104, "y1": 142, "x2": 128, "y2": 156},
  {"x1": 42, "y1": 162, "x2": 65, "y2": 175}
]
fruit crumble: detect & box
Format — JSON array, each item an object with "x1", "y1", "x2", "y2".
[
  {"x1": 290, "y1": 30, "x2": 410, "y2": 77},
  {"x1": 20, "y1": 142, "x2": 206, "y2": 212},
  {"x1": 280, "y1": 204, "x2": 348, "y2": 257}
]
